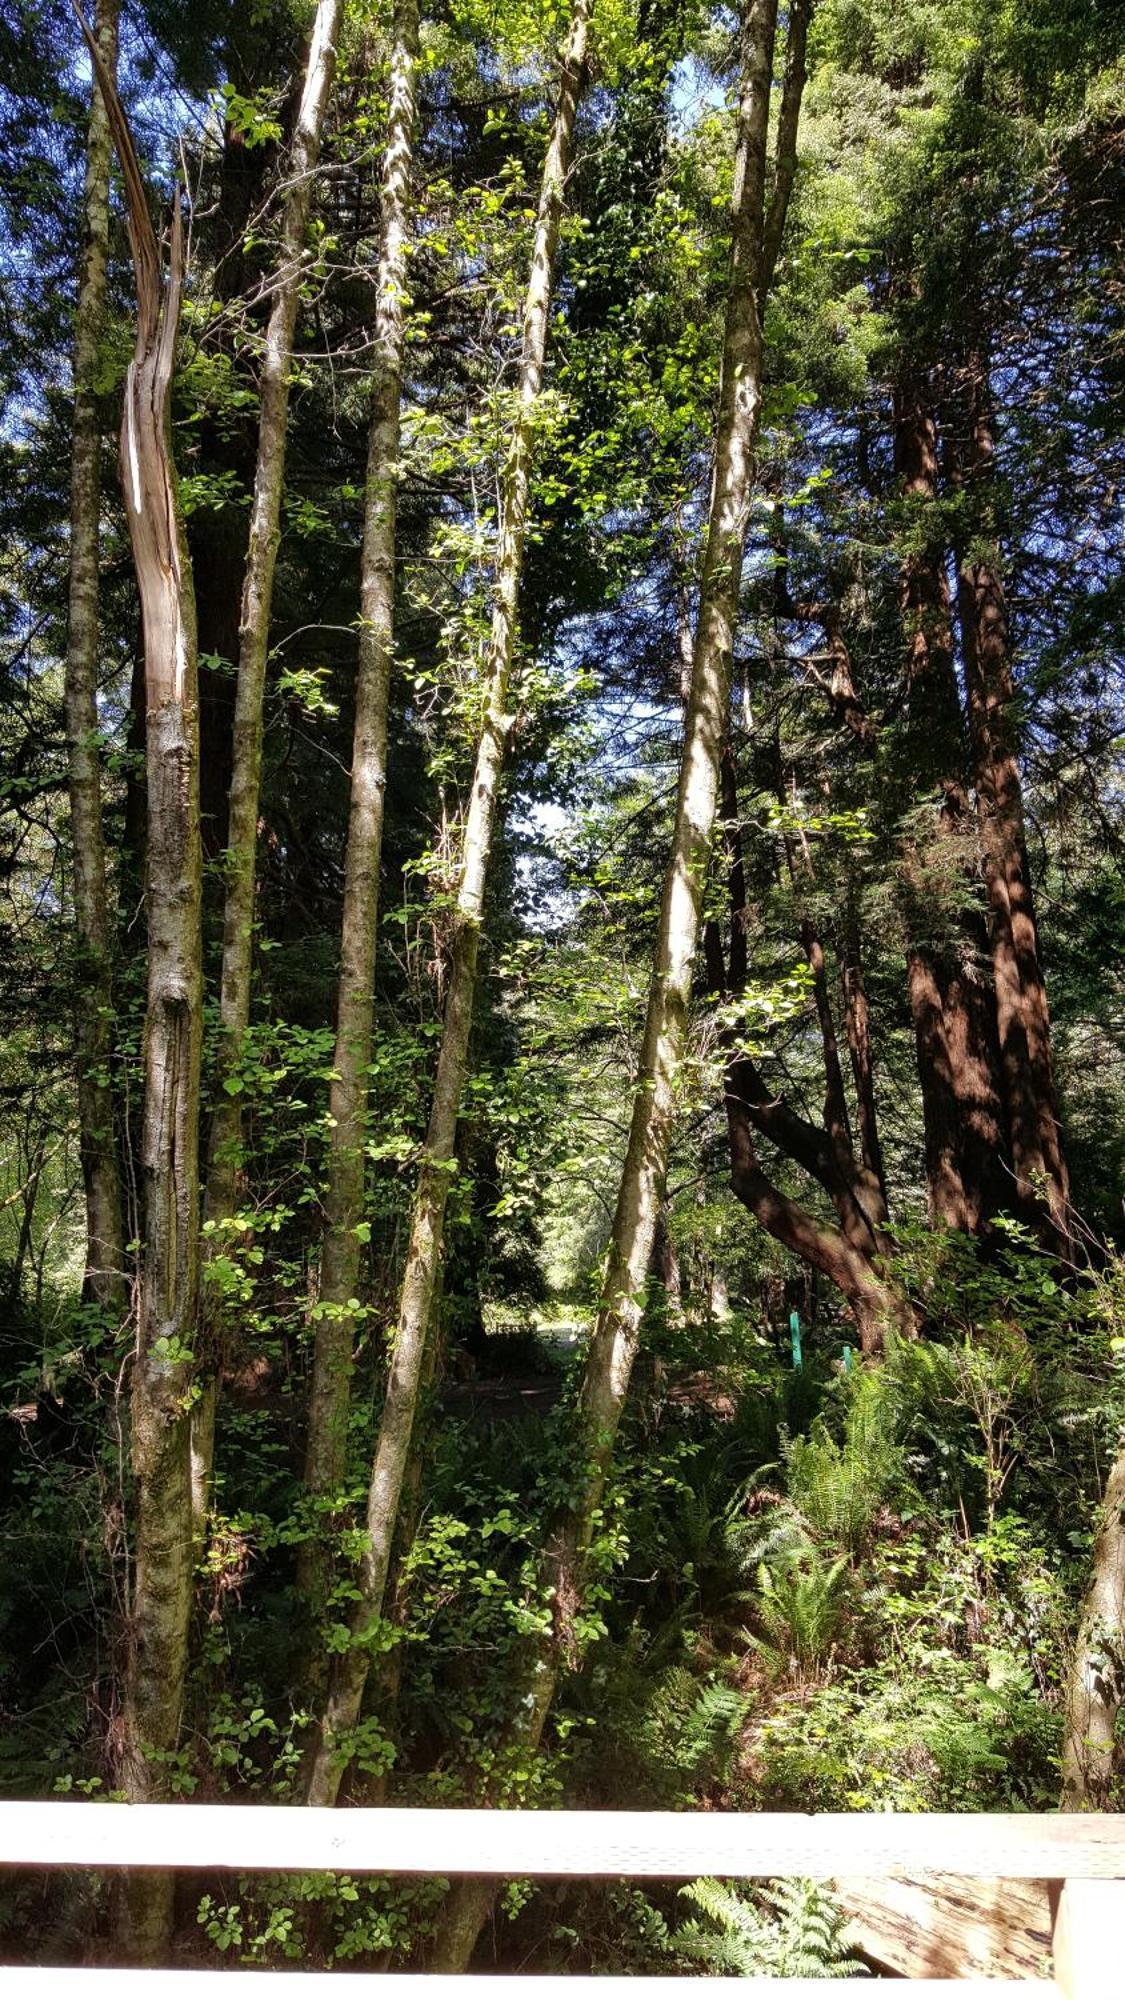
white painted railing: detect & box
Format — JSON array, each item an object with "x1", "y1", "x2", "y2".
[{"x1": 0, "y1": 1806, "x2": 1121, "y2": 1997}]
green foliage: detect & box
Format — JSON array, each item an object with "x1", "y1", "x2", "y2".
[
  {"x1": 752, "y1": 1545, "x2": 850, "y2": 1680},
  {"x1": 671, "y1": 1876, "x2": 864, "y2": 1979},
  {"x1": 784, "y1": 1371, "x2": 907, "y2": 1554}
]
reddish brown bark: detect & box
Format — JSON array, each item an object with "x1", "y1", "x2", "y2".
[
  {"x1": 708, "y1": 741, "x2": 905, "y2": 1352},
  {"x1": 894, "y1": 382, "x2": 1007, "y2": 1233},
  {"x1": 840, "y1": 906, "x2": 887, "y2": 1207},
  {"x1": 953, "y1": 360, "x2": 1070, "y2": 1251}
]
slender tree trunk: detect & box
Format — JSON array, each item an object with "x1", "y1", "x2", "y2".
[
  {"x1": 300, "y1": 0, "x2": 592, "y2": 1798},
  {"x1": 65, "y1": 0, "x2": 126, "y2": 1317},
  {"x1": 893, "y1": 381, "x2": 1006, "y2": 1234},
  {"x1": 79, "y1": 22, "x2": 202, "y2": 1962},
  {"x1": 953, "y1": 358, "x2": 1070, "y2": 1253},
  {"x1": 193, "y1": 0, "x2": 344, "y2": 1528},
  {"x1": 299, "y1": 0, "x2": 422, "y2": 1592},
  {"x1": 430, "y1": 0, "x2": 804, "y2": 1967},
  {"x1": 840, "y1": 903, "x2": 887, "y2": 1205},
  {"x1": 1061, "y1": 1440, "x2": 1125, "y2": 1809}
]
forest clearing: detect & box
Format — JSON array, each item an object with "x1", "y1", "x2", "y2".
[{"x1": 1, "y1": 0, "x2": 1124, "y2": 1978}]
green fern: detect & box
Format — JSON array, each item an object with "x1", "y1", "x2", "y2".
[
  {"x1": 785, "y1": 1372, "x2": 905, "y2": 1554},
  {"x1": 640, "y1": 1665, "x2": 750, "y2": 1784},
  {"x1": 672, "y1": 1876, "x2": 865, "y2": 1979},
  {"x1": 750, "y1": 1544, "x2": 849, "y2": 1678}
]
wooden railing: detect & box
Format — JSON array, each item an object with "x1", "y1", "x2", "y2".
[{"x1": 1, "y1": 1806, "x2": 1121, "y2": 1996}]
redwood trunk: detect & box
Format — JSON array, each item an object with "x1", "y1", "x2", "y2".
[
  {"x1": 893, "y1": 382, "x2": 1006, "y2": 1233},
  {"x1": 954, "y1": 361, "x2": 1070, "y2": 1252}
]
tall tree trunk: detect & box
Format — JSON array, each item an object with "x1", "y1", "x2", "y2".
[
  {"x1": 1061, "y1": 1439, "x2": 1125, "y2": 1809},
  {"x1": 299, "y1": 0, "x2": 421, "y2": 1597},
  {"x1": 430, "y1": 0, "x2": 804, "y2": 1966},
  {"x1": 79, "y1": 21, "x2": 202, "y2": 1963},
  {"x1": 65, "y1": 0, "x2": 126, "y2": 1317},
  {"x1": 300, "y1": 0, "x2": 592, "y2": 1796},
  {"x1": 953, "y1": 357, "x2": 1071, "y2": 1253},
  {"x1": 193, "y1": 0, "x2": 344, "y2": 1528},
  {"x1": 893, "y1": 381, "x2": 1006, "y2": 1234},
  {"x1": 840, "y1": 899, "x2": 887, "y2": 1205}
]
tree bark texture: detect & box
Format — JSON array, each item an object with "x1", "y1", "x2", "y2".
[
  {"x1": 953, "y1": 358, "x2": 1070, "y2": 1253},
  {"x1": 893, "y1": 382, "x2": 1007, "y2": 1235},
  {"x1": 79, "y1": 15, "x2": 203, "y2": 1963},
  {"x1": 1061, "y1": 1441, "x2": 1125, "y2": 1809},
  {"x1": 430, "y1": 0, "x2": 805, "y2": 1967},
  {"x1": 65, "y1": 0, "x2": 126, "y2": 1316},
  {"x1": 840, "y1": 903, "x2": 887, "y2": 1204},
  {"x1": 194, "y1": 0, "x2": 344, "y2": 1528},
  {"x1": 300, "y1": 0, "x2": 422, "y2": 1580},
  {"x1": 300, "y1": 0, "x2": 592, "y2": 1802}
]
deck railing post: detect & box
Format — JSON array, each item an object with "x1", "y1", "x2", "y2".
[{"x1": 1052, "y1": 1877, "x2": 1124, "y2": 2000}]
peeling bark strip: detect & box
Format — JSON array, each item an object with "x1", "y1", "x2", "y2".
[
  {"x1": 76, "y1": 6, "x2": 202, "y2": 1963},
  {"x1": 430, "y1": 0, "x2": 808, "y2": 1968},
  {"x1": 194, "y1": 0, "x2": 344, "y2": 1529},
  {"x1": 301, "y1": 0, "x2": 422, "y2": 1597},
  {"x1": 1060, "y1": 1441, "x2": 1125, "y2": 1810},
  {"x1": 65, "y1": 0, "x2": 126, "y2": 1316},
  {"x1": 301, "y1": 0, "x2": 592, "y2": 1806}
]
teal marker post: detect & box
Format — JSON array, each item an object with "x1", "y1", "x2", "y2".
[
  {"x1": 789, "y1": 1310, "x2": 803, "y2": 1370},
  {"x1": 842, "y1": 1343, "x2": 854, "y2": 1374}
]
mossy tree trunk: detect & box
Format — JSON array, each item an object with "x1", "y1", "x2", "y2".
[
  {"x1": 300, "y1": 0, "x2": 422, "y2": 1609},
  {"x1": 429, "y1": 0, "x2": 807, "y2": 1966},
  {"x1": 193, "y1": 0, "x2": 345, "y2": 1531},
  {"x1": 301, "y1": 0, "x2": 592, "y2": 1802},
  {"x1": 1061, "y1": 1441, "x2": 1125, "y2": 1809},
  {"x1": 65, "y1": 0, "x2": 126, "y2": 1317},
  {"x1": 80, "y1": 16, "x2": 203, "y2": 1962}
]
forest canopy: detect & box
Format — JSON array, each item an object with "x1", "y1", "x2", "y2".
[{"x1": 1, "y1": 0, "x2": 1124, "y2": 1973}]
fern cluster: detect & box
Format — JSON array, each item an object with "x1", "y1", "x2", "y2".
[
  {"x1": 671, "y1": 1876, "x2": 865, "y2": 1979},
  {"x1": 784, "y1": 1371, "x2": 907, "y2": 1554}
]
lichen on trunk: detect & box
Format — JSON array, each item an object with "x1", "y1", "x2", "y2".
[
  {"x1": 195, "y1": 0, "x2": 345, "y2": 1533},
  {"x1": 301, "y1": 0, "x2": 593, "y2": 1801},
  {"x1": 300, "y1": 0, "x2": 422, "y2": 1608},
  {"x1": 64, "y1": 0, "x2": 126, "y2": 1317},
  {"x1": 78, "y1": 11, "x2": 202, "y2": 1961}
]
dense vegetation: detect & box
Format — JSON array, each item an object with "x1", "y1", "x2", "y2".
[{"x1": 1, "y1": 0, "x2": 1123, "y2": 1972}]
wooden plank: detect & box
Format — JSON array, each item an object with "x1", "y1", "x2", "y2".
[
  {"x1": 0, "y1": 1974, "x2": 1062, "y2": 1997},
  {"x1": 0, "y1": 1804, "x2": 1121, "y2": 1880},
  {"x1": 1053, "y1": 1877, "x2": 1125, "y2": 2000},
  {"x1": 834, "y1": 1874, "x2": 1053, "y2": 1980}
]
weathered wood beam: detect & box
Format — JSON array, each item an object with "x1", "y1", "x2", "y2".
[{"x1": 0, "y1": 1804, "x2": 1122, "y2": 1879}]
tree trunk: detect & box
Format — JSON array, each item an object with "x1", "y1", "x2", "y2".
[
  {"x1": 80, "y1": 23, "x2": 203, "y2": 1963},
  {"x1": 193, "y1": 0, "x2": 344, "y2": 1529},
  {"x1": 299, "y1": 0, "x2": 421, "y2": 1596},
  {"x1": 953, "y1": 358, "x2": 1071, "y2": 1253},
  {"x1": 300, "y1": 0, "x2": 592, "y2": 1800},
  {"x1": 1061, "y1": 1440, "x2": 1125, "y2": 1809},
  {"x1": 893, "y1": 381, "x2": 1007, "y2": 1234},
  {"x1": 64, "y1": 0, "x2": 126, "y2": 1317},
  {"x1": 840, "y1": 903, "x2": 887, "y2": 1205},
  {"x1": 725, "y1": 1095, "x2": 903, "y2": 1356},
  {"x1": 430, "y1": 0, "x2": 803, "y2": 1967}
]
